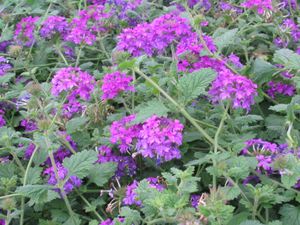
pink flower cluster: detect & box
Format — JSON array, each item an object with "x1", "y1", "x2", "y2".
[
  {"x1": 101, "y1": 71, "x2": 135, "y2": 100},
  {"x1": 136, "y1": 115, "x2": 183, "y2": 161},
  {"x1": 117, "y1": 12, "x2": 192, "y2": 56},
  {"x1": 14, "y1": 16, "x2": 39, "y2": 47},
  {"x1": 110, "y1": 115, "x2": 140, "y2": 153},
  {"x1": 241, "y1": 0, "x2": 273, "y2": 14},
  {"x1": 266, "y1": 81, "x2": 295, "y2": 99},
  {"x1": 208, "y1": 69, "x2": 257, "y2": 111},
  {"x1": 51, "y1": 67, "x2": 95, "y2": 117},
  {"x1": 66, "y1": 5, "x2": 111, "y2": 45},
  {"x1": 110, "y1": 115, "x2": 184, "y2": 162}
]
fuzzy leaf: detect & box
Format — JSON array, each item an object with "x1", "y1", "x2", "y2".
[
  {"x1": 88, "y1": 162, "x2": 117, "y2": 186},
  {"x1": 239, "y1": 220, "x2": 263, "y2": 225},
  {"x1": 214, "y1": 28, "x2": 238, "y2": 51},
  {"x1": 178, "y1": 68, "x2": 216, "y2": 104},
  {"x1": 273, "y1": 49, "x2": 300, "y2": 70},
  {"x1": 279, "y1": 204, "x2": 300, "y2": 225},
  {"x1": 16, "y1": 185, "x2": 59, "y2": 206},
  {"x1": 63, "y1": 150, "x2": 98, "y2": 179},
  {"x1": 133, "y1": 100, "x2": 169, "y2": 124},
  {"x1": 66, "y1": 117, "x2": 88, "y2": 134}
]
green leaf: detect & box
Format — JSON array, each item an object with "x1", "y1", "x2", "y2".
[
  {"x1": 133, "y1": 100, "x2": 169, "y2": 124},
  {"x1": 269, "y1": 104, "x2": 288, "y2": 112},
  {"x1": 88, "y1": 162, "x2": 117, "y2": 186},
  {"x1": 273, "y1": 49, "x2": 300, "y2": 70},
  {"x1": 0, "y1": 163, "x2": 15, "y2": 178},
  {"x1": 63, "y1": 215, "x2": 81, "y2": 225},
  {"x1": 213, "y1": 28, "x2": 238, "y2": 51},
  {"x1": 16, "y1": 185, "x2": 59, "y2": 206},
  {"x1": 279, "y1": 204, "x2": 300, "y2": 225},
  {"x1": 226, "y1": 212, "x2": 250, "y2": 225},
  {"x1": 178, "y1": 68, "x2": 216, "y2": 104},
  {"x1": 252, "y1": 58, "x2": 276, "y2": 85},
  {"x1": 25, "y1": 167, "x2": 43, "y2": 185},
  {"x1": 0, "y1": 73, "x2": 15, "y2": 83},
  {"x1": 268, "y1": 221, "x2": 283, "y2": 225},
  {"x1": 117, "y1": 207, "x2": 142, "y2": 225},
  {"x1": 118, "y1": 58, "x2": 136, "y2": 70},
  {"x1": 63, "y1": 150, "x2": 98, "y2": 179},
  {"x1": 239, "y1": 220, "x2": 263, "y2": 225},
  {"x1": 66, "y1": 117, "x2": 88, "y2": 134}
]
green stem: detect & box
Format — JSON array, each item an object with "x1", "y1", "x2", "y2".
[
  {"x1": 252, "y1": 197, "x2": 259, "y2": 220},
  {"x1": 75, "y1": 45, "x2": 83, "y2": 67},
  {"x1": 0, "y1": 193, "x2": 21, "y2": 200},
  {"x1": 20, "y1": 145, "x2": 38, "y2": 225},
  {"x1": 213, "y1": 104, "x2": 229, "y2": 191},
  {"x1": 75, "y1": 189, "x2": 104, "y2": 221},
  {"x1": 134, "y1": 68, "x2": 225, "y2": 152},
  {"x1": 11, "y1": 152, "x2": 25, "y2": 174}
]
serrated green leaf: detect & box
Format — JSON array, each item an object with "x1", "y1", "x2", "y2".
[
  {"x1": 269, "y1": 104, "x2": 288, "y2": 112},
  {"x1": 117, "y1": 207, "x2": 142, "y2": 225},
  {"x1": 0, "y1": 163, "x2": 15, "y2": 178},
  {"x1": 279, "y1": 204, "x2": 300, "y2": 225},
  {"x1": 273, "y1": 49, "x2": 300, "y2": 70},
  {"x1": 88, "y1": 162, "x2": 117, "y2": 186},
  {"x1": 267, "y1": 221, "x2": 282, "y2": 225},
  {"x1": 178, "y1": 68, "x2": 216, "y2": 105},
  {"x1": 25, "y1": 167, "x2": 42, "y2": 185},
  {"x1": 63, "y1": 215, "x2": 81, "y2": 225},
  {"x1": 63, "y1": 150, "x2": 98, "y2": 179},
  {"x1": 252, "y1": 58, "x2": 276, "y2": 85},
  {"x1": 16, "y1": 185, "x2": 59, "y2": 206},
  {"x1": 0, "y1": 73, "x2": 15, "y2": 83},
  {"x1": 66, "y1": 117, "x2": 88, "y2": 134},
  {"x1": 213, "y1": 28, "x2": 238, "y2": 51},
  {"x1": 226, "y1": 212, "x2": 250, "y2": 225},
  {"x1": 133, "y1": 100, "x2": 169, "y2": 124}
]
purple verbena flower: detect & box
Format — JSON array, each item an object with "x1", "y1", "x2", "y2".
[
  {"x1": 227, "y1": 53, "x2": 243, "y2": 69},
  {"x1": 24, "y1": 143, "x2": 36, "y2": 160},
  {"x1": 20, "y1": 119, "x2": 37, "y2": 132},
  {"x1": 51, "y1": 67, "x2": 95, "y2": 100},
  {"x1": 266, "y1": 81, "x2": 295, "y2": 98},
  {"x1": 14, "y1": 16, "x2": 39, "y2": 47},
  {"x1": 136, "y1": 115, "x2": 183, "y2": 162},
  {"x1": 190, "y1": 194, "x2": 201, "y2": 208},
  {"x1": 40, "y1": 16, "x2": 69, "y2": 39},
  {"x1": 241, "y1": 0, "x2": 273, "y2": 14},
  {"x1": 0, "y1": 110, "x2": 6, "y2": 127},
  {"x1": 0, "y1": 56, "x2": 12, "y2": 76},
  {"x1": 110, "y1": 115, "x2": 140, "y2": 153},
  {"x1": 208, "y1": 69, "x2": 257, "y2": 111},
  {"x1": 44, "y1": 162, "x2": 82, "y2": 194},
  {"x1": 123, "y1": 180, "x2": 141, "y2": 206},
  {"x1": 101, "y1": 71, "x2": 135, "y2": 100}
]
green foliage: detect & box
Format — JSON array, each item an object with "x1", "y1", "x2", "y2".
[
  {"x1": 279, "y1": 204, "x2": 300, "y2": 225},
  {"x1": 177, "y1": 68, "x2": 216, "y2": 105},
  {"x1": 213, "y1": 28, "x2": 239, "y2": 51},
  {"x1": 63, "y1": 150, "x2": 98, "y2": 179},
  {"x1": 88, "y1": 162, "x2": 117, "y2": 186}
]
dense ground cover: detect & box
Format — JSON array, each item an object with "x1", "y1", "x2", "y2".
[{"x1": 0, "y1": 0, "x2": 300, "y2": 224}]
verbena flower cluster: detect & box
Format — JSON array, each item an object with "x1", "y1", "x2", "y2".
[
  {"x1": 14, "y1": 16, "x2": 39, "y2": 47},
  {"x1": 241, "y1": 0, "x2": 273, "y2": 14},
  {"x1": 110, "y1": 115, "x2": 184, "y2": 162},
  {"x1": 208, "y1": 69, "x2": 258, "y2": 111},
  {"x1": 40, "y1": 16, "x2": 69, "y2": 39},
  {"x1": 117, "y1": 12, "x2": 192, "y2": 56},
  {"x1": 101, "y1": 71, "x2": 135, "y2": 100},
  {"x1": 0, "y1": 56, "x2": 12, "y2": 76},
  {"x1": 266, "y1": 81, "x2": 295, "y2": 98}
]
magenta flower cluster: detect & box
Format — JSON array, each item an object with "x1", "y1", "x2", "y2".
[
  {"x1": 208, "y1": 69, "x2": 258, "y2": 111},
  {"x1": 110, "y1": 115, "x2": 141, "y2": 153},
  {"x1": 175, "y1": 33, "x2": 223, "y2": 73},
  {"x1": 14, "y1": 16, "x2": 39, "y2": 47},
  {"x1": 136, "y1": 115, "x2": 183, "y2": 162},
  {"x1": 20, "y1": 119, "x2": 37, "y2": 132},
  {"x1": 101, "y1": 71, "x2": 135, "y2": 100},
  {"x1": 44, "y1": 162, "x2": 82, "y2": 194},
  {"x1": 0, "y1": 110, "x2": 6, "y2": 128},
  {"x1": 117, "y1": 12, "x2": 192, "y2": 56},
  {"x1": 241, "y1": 0, "x2": 273, "y2": 14},
  {"x1": 266, "y1": 81, "x2": 295, "y2": 99},
  {"x1": 110, "y1": 115, "x2": 184, "y2": 162},
  {"x1": 51, "y1": 67, "x2": 95, "y2": 117},
  {"x1": 40, "y1": 16, "x2": 69, "y2": 39},
  {"x1": 66, "y1": 5, "x2": 111, "y2": 45}
]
